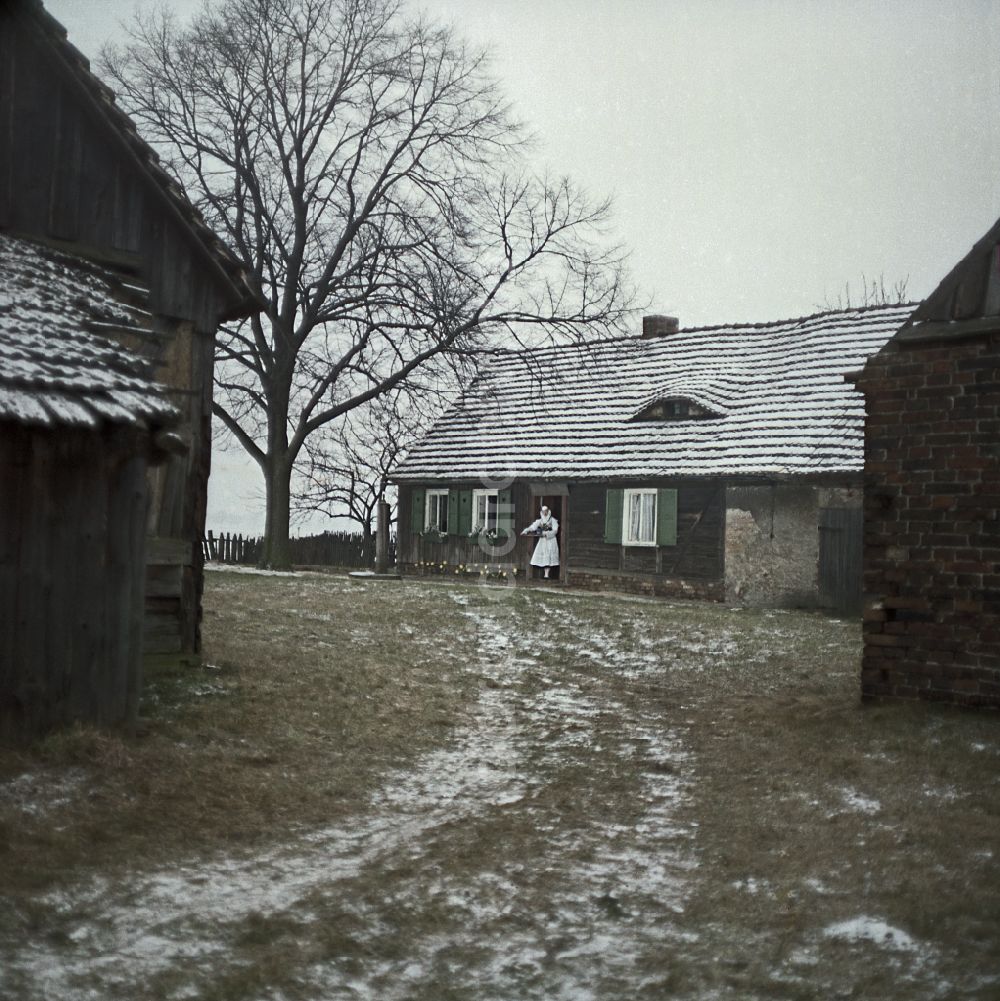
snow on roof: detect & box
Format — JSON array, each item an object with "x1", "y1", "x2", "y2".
[
  {"x1": 391, "y1": 303, "x2": 917, "y2": 483},
  {"x1": 0, "y1": 232, "x2": 178, "y2": 430}
]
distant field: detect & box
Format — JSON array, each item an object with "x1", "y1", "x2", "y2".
[{"x1": 1, "y1": 569, "x2": 998, "y2": 1000}]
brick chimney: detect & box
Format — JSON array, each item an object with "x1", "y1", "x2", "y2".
[{"x1": 641, "y1": 314, "x2": 679, "y2": 338}]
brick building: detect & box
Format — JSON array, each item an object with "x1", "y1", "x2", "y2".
[{"x1": 858, "y1": 218, "x2": 1000, "y2": 706}]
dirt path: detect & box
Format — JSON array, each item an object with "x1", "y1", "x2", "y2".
[{"x1": 7, "y1": 590, "x2": 697, "y2": 1000}]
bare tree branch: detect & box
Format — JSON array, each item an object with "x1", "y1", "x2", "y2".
[{"x1": 102, "y1": 0, "x2": 635, "y2": 566}]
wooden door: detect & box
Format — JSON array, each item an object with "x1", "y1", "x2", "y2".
[{"x1": 818, "y1": 507, "x2": 863, "y2": 616}]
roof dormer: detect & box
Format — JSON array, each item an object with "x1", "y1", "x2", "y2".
[{"x1": 630, "y1": 380, "x2": 728, "y2": 422}]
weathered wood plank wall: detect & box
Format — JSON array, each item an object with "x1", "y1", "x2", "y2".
[
  {"x1": 0, "y1": 8, "x2": 245, "y2": 660},
  {"x1": 0, "y1": 424, "x2": 148, "y2": 740},
  {"x1": 396, "y1": 480, "x2": 725, "y2": 591}
]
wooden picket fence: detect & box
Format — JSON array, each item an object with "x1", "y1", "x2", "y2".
[
  {"x1": 203, "y1": 531, "x2": 262, "y2": 565},
  {"x1": 203, "y1": 529, "x2": 396, "y2": 569}
]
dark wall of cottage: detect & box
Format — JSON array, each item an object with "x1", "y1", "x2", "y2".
[
  {"x1": 860, "y1": 333, "x2": 1000, "y2": 707},
  {"x1": 0, "y1": 423, "x2": 149, "y2": 741},
  {"x1": 0, "y1": 9, "x2": 234, "y2": 659},
  {"x1": 397, "y1": 481, "x2": 538, "y2": 575},
  {"x1": 397, "y1": 480, "x2": 725, "y2": 600},
  {"x1": 566, "y1": 481, "x2": 724, "y2": 600}
]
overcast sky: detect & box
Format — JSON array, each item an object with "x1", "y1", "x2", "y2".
[{"x1": 45, "y1": 0, "x2": 1000, "y2": 534}]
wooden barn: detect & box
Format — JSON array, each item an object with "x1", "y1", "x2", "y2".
[
  {"x1": 858, "y1": 219, "x2": 1000, "y2": 706},
  {"x1": 0, "y1": 235, "x2": 180, "y2": 738},
  {"x1": 390, "y1": 305, "x2": 914, "y2": 609},
  {"x1": 0, "y1": 0, "x2": 259, "y2": 737}
]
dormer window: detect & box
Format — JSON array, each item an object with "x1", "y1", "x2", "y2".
[{"x1": 633, "y1": 396, "x2": 717, "y2": 422}]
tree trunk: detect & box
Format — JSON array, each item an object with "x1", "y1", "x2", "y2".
[
  {"x1": 262, "y1": 458, "x2": 293, "y2": 569},
  {"x1": 375, "y1": 499, "x2": 390, "y2": 574}
]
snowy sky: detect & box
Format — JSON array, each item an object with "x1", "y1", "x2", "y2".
[{"x1": 44, "y1": 0, "x2": 1000, "y2": 534}]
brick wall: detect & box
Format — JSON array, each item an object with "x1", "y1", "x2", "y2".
[{"x1": 860, "y1": 332, "x2": 1000, "y2": 706}]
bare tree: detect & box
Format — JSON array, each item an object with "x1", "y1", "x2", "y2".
[
  {"x1": 296, "y1": 388, "x2": 424, "y2": 538},
  {"x1": 102, "y1": 0, "x2": 633, "y2": 566},
  {"x1": 821, "y1": 273, "x2": 911, "y2": 311}
]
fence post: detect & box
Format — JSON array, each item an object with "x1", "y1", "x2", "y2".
[{"x1": 375, "y1": 500, "x2": 390, "y2": 573}]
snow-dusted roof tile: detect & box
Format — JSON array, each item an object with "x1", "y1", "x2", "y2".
[
  {"x1": 392, "y1": 303, "x2": 917, "y2": 482},
  {"x1": 0, "y1": 233, "x2": 178, "y2": 431}
]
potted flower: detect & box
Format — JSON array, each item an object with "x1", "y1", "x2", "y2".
[{"x1": 480, "y1": 527, "x2": 510, "y2": 548}]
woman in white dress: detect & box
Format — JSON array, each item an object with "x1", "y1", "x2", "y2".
[{"x1": 521, "y1": 506, "x2": 559, "y2": 579}]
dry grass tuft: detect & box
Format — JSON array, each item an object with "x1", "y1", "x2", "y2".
[{"x1": 33, "y1": 723, "x2": 134, "y2": 769}]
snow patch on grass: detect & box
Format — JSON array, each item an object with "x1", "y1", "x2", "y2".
[
  {"x1": 822, "y1": 916, "x2": 919, "y2": 953},
  {"x1": 205, "y1": 561, "x2": 299, "y2": 577},
  {"x1": 0, "y1": 768, "x2": 88, "y2": 818},
  {"x1": 838, "y1": 786, "x2": 881, "y2": 815}
]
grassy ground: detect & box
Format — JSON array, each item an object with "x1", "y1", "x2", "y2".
[
  {"x1": 1, "y1": 570, "x2": 998, "y2": 1000},
  {"x1": 0, "y1": 571, "x2": 482, "y2": 890}
]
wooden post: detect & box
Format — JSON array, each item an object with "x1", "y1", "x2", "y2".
[{"x1": 375, "y1": 499, "x2": 390, "y2": 574}]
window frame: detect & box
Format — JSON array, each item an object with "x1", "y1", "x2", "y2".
[
  {"x1": 424, "y1": 488, "x2": 449, "y2": 532},
  {"x1": 471, "y1": 488, "x2": 500, "y2": 532},
  {"x1": 622, "y1": 487, "x2": 658, "y2": 547}
]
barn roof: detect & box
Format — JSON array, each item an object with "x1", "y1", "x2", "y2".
[
  {"x1": 391, "y1": 303, "x2": 917, "y2": 483},
  {"x1": 9, "y1": 0, "x2": 260, "y2": 321},
  {"x1": 0, "y1": 232, "x2": 177, "y2": 430}
]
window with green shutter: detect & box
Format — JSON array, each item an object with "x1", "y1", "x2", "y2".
[
  {"x1": 656, "y1": 488, "x2": 678, "y2": 546},
  {"x1": 623, "y1": 488, "x2": 658, "y2": 545},
  {"x1": 447, "y1": 491, "x2": 459, "y2": 535},
  {"x1": 604, "y1": 488, "x2": 624, "y2": 543}
]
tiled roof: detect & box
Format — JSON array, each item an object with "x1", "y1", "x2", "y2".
[
  {"x1": 0, "y1": 232, "x2": 177, "y2": 430},
  {"x1": 392, "y1": 303, "x2": 917, "y2": 483}
]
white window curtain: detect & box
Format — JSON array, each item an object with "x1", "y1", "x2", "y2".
[
  {"x1": 627, "y1": 490, "x2": 656, "y2": 544},
  {"x1": 426, "y1": 490, "x2": 448, "y2": 531},
  {"x1": 473, "y1": 490, "x2": 499, "y2": 530}
]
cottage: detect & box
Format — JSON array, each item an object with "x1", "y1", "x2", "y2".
[
  {"x1": 0, "y1": 0, "x2": 258, "y2": 673},
  {"x1": 0, "y1": 0, "x2": 259, "y2": 737},
  {"x1": 390, "y1": 304, "x2": 914, "y2": 609},
  {"x1": 858, "y1": 219, "x2": 1000, "y2": 706}
]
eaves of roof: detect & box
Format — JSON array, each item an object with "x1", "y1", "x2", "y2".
[
  {"x1": 906, "y1": 214, "x2": 1000, "y2": 328},
  {"x1": 0, "y1": 232, "x2": 179, "y2": 431}
]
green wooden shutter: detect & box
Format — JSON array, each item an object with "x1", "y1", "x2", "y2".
[
  {"x1": 410, "y1": 488, "x2": 425, "y2": 533},
  {"x1": 657, "y1": 488, "x2": 678, "y2": 546},
  {"x1": 497, "y1": 488, "x2": 514, "y2": 540},
  {"x1": 457, "y1": 489, "x2": 473, "y2": 535},
  {"x1": 604, "y1": 488, "x2": 624, "y2": 543},
  {"x1": 447, "y1": 490, "x2": 459, "y2": 535}
]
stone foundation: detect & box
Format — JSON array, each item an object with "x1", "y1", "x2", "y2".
[{"x1": 566, "y1": 569, "x2": 724, "y2": 602}]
